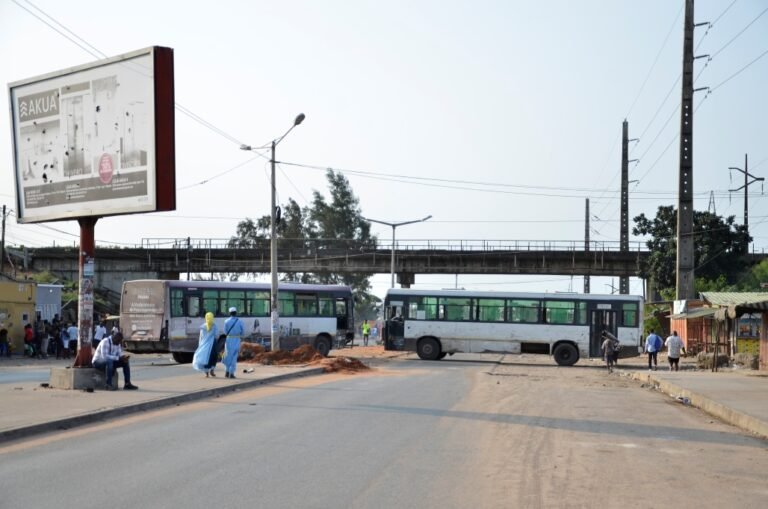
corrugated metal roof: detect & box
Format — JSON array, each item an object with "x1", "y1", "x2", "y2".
[
  {"x1": 701, "y1": 292, "x2": 768, "y2": 307},
  {"x1": 668, "y1": 307, "x2": 717, "y2": 320}
]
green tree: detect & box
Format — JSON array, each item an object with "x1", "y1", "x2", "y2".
[
  {"x1": 229, "y1": 170, "x2": 376, "y2": 304},
  {"x1": 633, "y1": 205, "x2": 750, "y2": 294}
]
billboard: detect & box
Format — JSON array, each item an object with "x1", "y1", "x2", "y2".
[{"x1": 8, "y1": 46, "x2": 175, "y2": 223}]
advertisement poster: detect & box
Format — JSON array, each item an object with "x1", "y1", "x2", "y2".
[{"x1": 9, "y1": 49, "x2": 159, "y2": 222}]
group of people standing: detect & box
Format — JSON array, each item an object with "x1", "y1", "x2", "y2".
[
  {"x1": 600, "y1": 329, "x2": 686, "y2": 373},
  {"x1": 192, "y1": 306, "x2": 245, "y2": 379},
  {"x1": 19, "y1": 316, "x2": 79, "y2": 359}
]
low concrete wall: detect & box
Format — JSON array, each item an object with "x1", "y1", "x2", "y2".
[{"x1": 50, "y1": 367, "x2": 118, "y2": 390}]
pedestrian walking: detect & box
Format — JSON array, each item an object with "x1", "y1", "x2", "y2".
[
  {"x1": 57, "y1": 325, "x2": 69, "y2": 359},
  {"x1": 66, "y1": 322, "x2": 78, "y2": 357},
  {"x1": 645, "y1": 329, "x2": 663, "y2": 371},
  {"x1": 361, "y1": 320, "x2": 371, "y2": 347},
  {"x1": 601, "y1": 330, "x2": 620, "y2": 372},
  {"x1": 665, "y1": 330, "x2": 686, "y2": 372},
  {"x1": 0, "y1": 325, "x2": 10, "y2": 358},
  {"x1": 192, "y1": 312, "x2": 219, "y2": 377},
  {"x1": 93, "y1": 321, "x2": 107, "y2": 349},
  {"x1": 91, "y1": 332, "x2": 138, "y2": 390},
  {"x1": 222, "y1": 307, "x2": 245, "y2": 379}
]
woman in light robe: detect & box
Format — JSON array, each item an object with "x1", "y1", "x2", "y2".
[{"x1": 192, "y1": 312, "x2": 218, "y2": 377}]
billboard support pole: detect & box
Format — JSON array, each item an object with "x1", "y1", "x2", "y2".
[{"x1": 73, "y1": 217, "x2": 98, "y2": 367}]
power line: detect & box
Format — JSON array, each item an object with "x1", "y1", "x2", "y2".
[
  {"x1": 624, "y1": 3, "x2": 684, "y2": 119},
  {"x1": 711, "y1": 48, "x2": 768, "y2": 91},
  {"x1": 711, "y1": 5, "x2": 768, "y2": 60},
  {"x1": 12, "y1": 0, "x2": 250, "y2": 151}
]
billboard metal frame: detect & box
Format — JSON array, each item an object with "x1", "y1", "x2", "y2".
[{"x1": 8, "y1": 46, "x2": 175, "y2": 223}]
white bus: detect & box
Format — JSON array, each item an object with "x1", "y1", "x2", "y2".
[
  {"x1": 120, "y1": 280, "x2": 354, "y2": 363},
  {"x1": 383, "y1": 288, "x2": 643, "y2": 366}
]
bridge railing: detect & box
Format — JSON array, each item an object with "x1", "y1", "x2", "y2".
[{"x1": 140, "y1": 237, "x2": 646, "y2": 252}]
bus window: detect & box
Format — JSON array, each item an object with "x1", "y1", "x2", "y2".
[
  {"x1": 318, "y1": 297, "x2": 334, "y2": 316},
  {"x1": 440, "y1": 297, "x2": 472, "y2": 321},
  {"x1": 220, "y1": 290, "x2": 245, "y2": 316},
  {"x1": 545, "y1": 300, "x2": 575, "y2": 324},
  {"x1": 388, "y1": 305, "x2": 404, "y2": 321},
  {"x1": 171, "y1": 289, "x2": 185, "y2": 317},
  {"x1": 408, "y1": 296, "x2": 438, "y2": 320},
  {"x1": 576, "y1": 302, "x2": 587, "y2": 325},
  {"x1": 278, "y1": 292, "x2": 296, "y2": 316},
  {"x1": 622, "y1": 303, "x2": 638, "y2": 327},
  {"x1": 508, "y1": 299, "x2": 539, "y2": 323},
  {"x1": 187, "y1": 295, "x2": 201, "y2": 318},
  {"x1": 247, "y1": 291, "x2": 270, "y2": 317},
  {"x1": 295, "y1": 293, "x2": 318, "y2": 316},
  {"x1": 477, "y1": 298, "x2": 504, "y2": 322},
  {"x1": 203, "y1": 290, "x2": 219, "y2": 316}
]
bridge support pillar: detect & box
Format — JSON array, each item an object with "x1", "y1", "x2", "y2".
[{"x1": 397, "y1": 272, "x2": 415, "y2": 288}]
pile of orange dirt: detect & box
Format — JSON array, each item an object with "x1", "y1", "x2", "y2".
[{"x1": 239, "y1": 343, "x2": 370, "y2": 373}]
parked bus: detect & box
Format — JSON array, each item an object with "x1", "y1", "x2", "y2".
[
  {"x1": 120, "y1": 280, "x2": 354, "y2": 363},
  {"x1": 383, "y1": 288, "x2": 643, "y2": 366}
]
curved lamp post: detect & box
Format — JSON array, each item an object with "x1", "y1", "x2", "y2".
[
  {"x1": 241, "y1": 113, "x2": 305, "y2": 351},
  {"x1": 363, "y1": 215, "x2": 432, "y2": 288}
]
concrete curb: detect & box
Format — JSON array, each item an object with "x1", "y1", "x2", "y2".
[
  {"x1": 623, "y1": 370, "x2": 768, "y2": 440},
  {"x1": 0, "y1": 367, "x2": 325, "y2": 444}
]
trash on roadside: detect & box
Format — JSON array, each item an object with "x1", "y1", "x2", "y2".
[
  {"x1": 243, "y1": 367, "x2": 255, "y2": 374},
  {"x1": 676, "y1": 396, "x2": 690, "y2": 405}
]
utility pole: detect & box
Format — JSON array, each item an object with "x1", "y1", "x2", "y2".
[
  {"x1": 707, "y1": 191, "x2": 716, "y2": 214},
  {"x1": 729, "y1": 154, "x2": 764, "y2": 253},
  {"x1": 676, "y1": 0, "x2": 698, "y2": 300},
  {"x1": 0, "y1": 205, "x2": 6, "y2": 277},
  {"x1": 620, "y1": 120, "x2": 638, "y2": 295},
  {"x1": 186, "y1": 236, "x2": 191, "y2": 280},
  {"x1": 584, "y1": 198, "x2": 590, "y2": 294}
]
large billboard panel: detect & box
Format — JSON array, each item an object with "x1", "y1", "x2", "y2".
[{"x1": 8, "y1": 46, "x2": 175, "y2": 223}]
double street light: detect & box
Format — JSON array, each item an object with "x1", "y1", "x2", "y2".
[
  {"x1": 241, "y1": 113, "x2": 306, "y2": 351},
  {"x1": 364, "y1": 215, "x2": 432, "y2": 288}
]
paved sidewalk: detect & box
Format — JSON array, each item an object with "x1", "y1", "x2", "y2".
[
  {"x1": 618, "y1": 364, "x2": 768, "y2": 440},
  {"x1": 0, "y1": 354, "x2": 324, "y2": 443}
]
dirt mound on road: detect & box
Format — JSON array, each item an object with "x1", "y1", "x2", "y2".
[{"x1": 240, "y1": 343, "x2": 370, "y2": 373}]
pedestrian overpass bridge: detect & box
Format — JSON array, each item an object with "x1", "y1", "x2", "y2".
[{"x1": 17, "y1": 237, "x2": 653, "y2": 295}]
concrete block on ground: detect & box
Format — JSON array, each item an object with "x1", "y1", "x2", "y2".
[{"x1": 49, "y1": 367, "x2": 118, "y2": 390}]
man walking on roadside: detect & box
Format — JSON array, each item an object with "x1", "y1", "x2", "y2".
[
  {"x1": 361, "y1": 320, "x2": 371, "y2": 347},
  {"x1": 665, "y1": 330, "x2": 685, "y2": 372},
  {"x1": 645, "y1": 329, "x2": 663, "y2": 371},
  {"x1": 223, "y1": 307, "x2": 245, "y2": 379}
]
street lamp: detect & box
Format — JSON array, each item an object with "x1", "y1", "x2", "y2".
[
  {"x1": 363, "y1": 215, "x2": 432, "y2": 288},
  {"x1": 241, "y1": 113, "x2": 305, "y2": 351}
]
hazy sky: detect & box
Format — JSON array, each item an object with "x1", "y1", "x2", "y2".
[{"x1": 2, "y1": 0, "x2": 767, "y2": 300}]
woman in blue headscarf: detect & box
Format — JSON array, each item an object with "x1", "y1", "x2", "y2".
[{"x1": 192, "y1": 312, "x2": 218, "y2": 377}]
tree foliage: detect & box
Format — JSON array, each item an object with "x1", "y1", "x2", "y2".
[
  {"x1": 229, "y1": 170, "x2": 377, "y2": 307},
  {"x1": 632, "y1": 205, "x2": 751, "y2": 294}
]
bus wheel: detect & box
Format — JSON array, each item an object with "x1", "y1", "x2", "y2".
[
  {"x1": 417, "y1": 338, "x2": 441, "y2": 360},
  {"x1": 553, "y1": 343, "x2": 579, "y2": 366},
  {"x1": 315, "y1": 336, "x2": 331, "y2": 357},
  {"x1": 438, "y1": 352, "x2": 447, "y2": 359},
  {"x1": 172, "y1": 352, "x2": 193, "y2": 364}
]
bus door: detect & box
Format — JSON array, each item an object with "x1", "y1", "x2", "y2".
[
  {"x1": 589, "y1": 307, "x2": 617, "y2": 358},
  {"x1": 385, "y1": 301, "x2": 405, "y2": 350},
  {"x1": 335, "y1": 298, "x2": 350, "y2": 331},
  {"x1": 184, "y1": 290, "x2": 203, "y2": 340}
]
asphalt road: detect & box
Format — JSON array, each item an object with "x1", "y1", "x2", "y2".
[{"x1": 1, "y1": 355, "x2": 766, "y2": 509}]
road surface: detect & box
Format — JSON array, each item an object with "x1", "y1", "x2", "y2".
[{"x1": 1, "y1": 355, "x2": 766, "y2": 508}]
